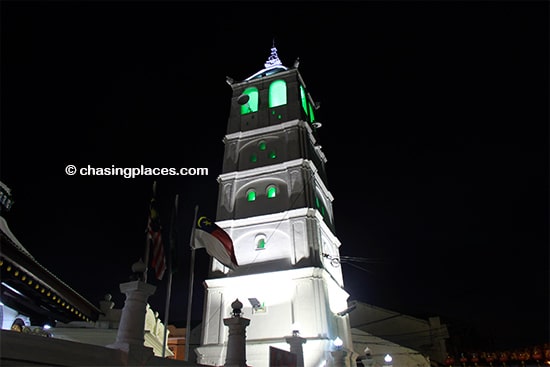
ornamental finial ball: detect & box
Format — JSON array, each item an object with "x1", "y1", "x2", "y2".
[
  {"x1": 132, "y1": 259, "x2": 146, "y2": 274},
  {"x1": 231, "y1": 299, "x2": 243, "y2": 317}
]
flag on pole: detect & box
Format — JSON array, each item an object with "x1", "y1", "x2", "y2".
[
  {"x1": 147, "y1": 194, "x2": 167, "y2": 280},
  {"x1": 194, "y1": 216, "x2": 238, "y2": 270}
]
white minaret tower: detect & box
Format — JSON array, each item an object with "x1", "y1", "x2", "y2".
[{"x1": 196, "y1": 46, "x2": 355, "y2": 367}]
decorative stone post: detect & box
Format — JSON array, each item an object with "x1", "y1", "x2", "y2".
[
  {"x1": 99, "y1": 293, "x2": 115, "y2": 315},
  {"x1": 332, "y1": 349, "x2": 349, "y2": 367},
  {"x1": 360, "y1": 347, "x2": 375, "y2": 367},
  {"x1": 97, "y1": 293, "x2": 116, "y2": 328},
  {"x1": 285, "y1": 326, "x2": 306, "y2": 367},
  {"x1": 331, "y1": 337, "x2": 349, "y2": 367},
  {"x1": 223, "y1": 299, "x2": 250, "y2": 367},
  {"x1": 107, "y1": 260, "x2": 156, "y2": 364}
]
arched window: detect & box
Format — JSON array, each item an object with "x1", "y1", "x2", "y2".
[
  {"x1": 255, "y1": 234, "x2": 266, "y2": 250},
  {"x1": 258, "y1": 141, "x2": 267, "y2": 151},
  {"x1": 308, "y1": 102, "x2": 316, "y2": 122},
  {"x1": 247, "y1": 189, "x2": 256, "y2": 202},
  {"x1": 269, "y1": 80, "x2": 287, "y2": 108},
  {"x1": 241, "y1": 87, "x2": 259, "y2": 115},
  {"x1": 316, "y1": 195, "x2": 326, "y2": 216},
  {"x1": 266, "y1": 185, "x2": 277, "y2": 199},
  {"x1": 300, "y1": 85, "x2": 308, "y2": 118}
]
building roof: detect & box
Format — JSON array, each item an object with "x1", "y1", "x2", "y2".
[{"x1": 0, "y1": 216, "x2": 102, "y2": 325}]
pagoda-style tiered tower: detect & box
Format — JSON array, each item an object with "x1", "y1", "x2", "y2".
[{"x1": 196, "y1": 46, "x2": 355, "y2": 367}]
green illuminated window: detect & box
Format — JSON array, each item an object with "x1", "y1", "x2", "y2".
[
  {"x1": 247, "y1": 189, "x2": 256, "y2": 202},
  {"x1": 308, "y1": 102, "x2": 315, "y2": 122},
  {"x1": 266, "y1": 185, "x2": 277, "y2": 198},
  {"x1": 316, "y1": 195, "x2": 326, "y2": 216},
  {"x1": 300, "y1": 85, "x2": 308, "y2": 117},
  {"x1": 250, "y1": 154, "x2": 257, "y2": 163},
  {"x1": 268, "y1": 150, "x2": 276, "y2": 159},
  {"x1": 255, "y1": 234, "x2": 266, "y2": 250},
  {"x1": 258, "y1": 141, "x2": 267, "y2": 151},
  {"x1": 241, "y1": 87, "x2": 259, "y2": 115},
  {"x1": 269, "y1": 80, "x2": 287, "y2": 108}
]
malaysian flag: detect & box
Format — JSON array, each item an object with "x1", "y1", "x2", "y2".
[{"x1": 147, "y1": 195, "x2": 166, "y2": 280}]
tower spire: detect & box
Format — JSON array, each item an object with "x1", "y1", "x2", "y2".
[{"x1": 264, "y1": 41, "x2": 282, "y2": 68}]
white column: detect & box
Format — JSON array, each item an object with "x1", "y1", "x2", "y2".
[
  {"x1": 223, "y1": 299, "x2": 250, "y2": 367},
  {"x1": 113, "y1": 280, "x2": 156, "y2": 346},
  {"x1": 107, "y1": 261, "x2": 156, "y2": 364}
]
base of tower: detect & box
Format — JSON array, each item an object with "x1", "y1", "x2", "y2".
[
  {"x1": 196, "y1": 338, "x2": 351, "y2": 367},
  {"x1": 197, "y1": 267, "x2": 356, "y2": 367}
]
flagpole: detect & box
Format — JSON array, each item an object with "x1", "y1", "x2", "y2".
[
  {"x1": 184, "y1": 204, "x2": 199, "y2": 361},
  {"x1": 143, "y1": 237, "x2": 150, "y2": 283},
  {"x1": 144, "y1": 181, "x2": 157, "y2": 283},
  {"x1": 162, "y1": 194, "x2": 178, "y2": 358},
  {"x1": 161, "y1": 263, "x2": 173, "y2": 357}
]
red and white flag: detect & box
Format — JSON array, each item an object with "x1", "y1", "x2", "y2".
[{"x1": 194, "y1": 216, "x2": 238, "y2": 270}]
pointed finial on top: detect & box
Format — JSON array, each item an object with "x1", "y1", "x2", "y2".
[
  {"x1": 264, "y1": 41, "x2": 283, "y2": 68},
  {"x1": 131, "y1": 258, "x2": 147, "y2": 281}
]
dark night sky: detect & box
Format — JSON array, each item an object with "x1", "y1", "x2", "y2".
[{"x1": 1, "y1": 1, "x2": 548, "y2": 351}]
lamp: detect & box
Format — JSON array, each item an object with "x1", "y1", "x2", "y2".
[
  {"x1": 248, "y1": 298, "x2": 261, "y2": 309},
  {"x1": 333, "y1": 337, "x2": 343, "y2": 350},
  {"x1": 337, "y1": 301, "x2": 357, "y2": 316}
]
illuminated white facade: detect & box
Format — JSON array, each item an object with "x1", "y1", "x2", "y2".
[{"x1": 196, "y1": 48, "x2": 355, "y2": 367}]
